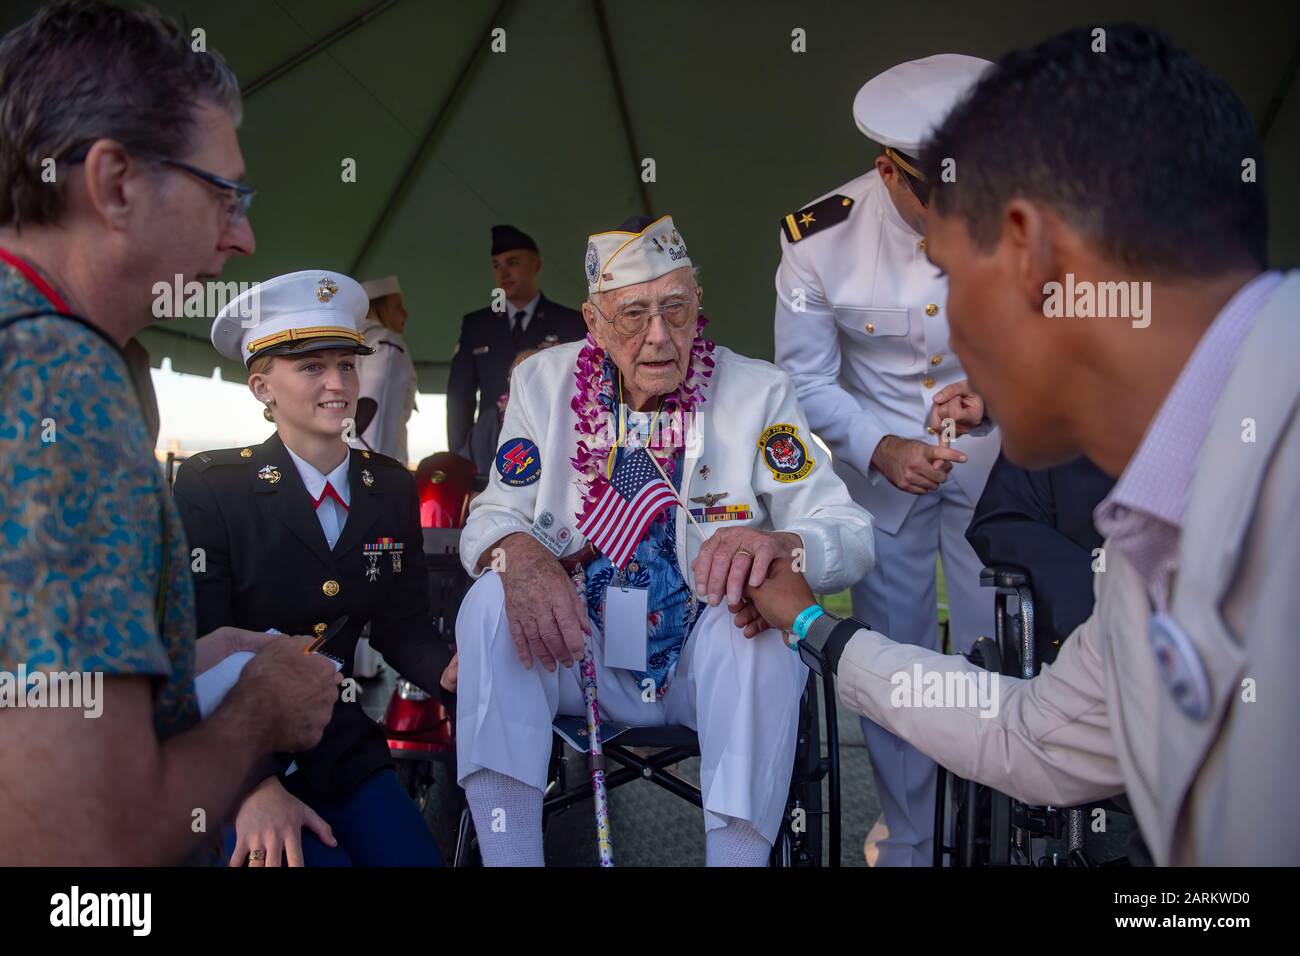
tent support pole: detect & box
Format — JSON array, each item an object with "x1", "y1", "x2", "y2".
[
  {"x1": 1260, "y1": 31, "x2": 1300, "y2": 141},
  {"x1": 350, "y1": 0, "x2": 514, "y2": 274},
  {"x1": 592, "y1": 0, "x2": 652, "y2": 217},
  {"x1": 242, "y1": 0, "x2": 402, "y2": 100}
]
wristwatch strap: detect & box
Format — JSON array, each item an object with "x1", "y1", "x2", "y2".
[
  {"x1": 804, "y1": 611, "x2": 866, "y2": 676},
  {"x1": 823, "y1": 619, "x2": 864, "y2": 675}
]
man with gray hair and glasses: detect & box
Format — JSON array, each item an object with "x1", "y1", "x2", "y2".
[{"x1": 0, "y1": 0, "x2": 339, "y2": 864}]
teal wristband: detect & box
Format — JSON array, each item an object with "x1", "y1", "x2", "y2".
[{"x1": 791, "y1": 603, "x2": 825, "y2": 641}]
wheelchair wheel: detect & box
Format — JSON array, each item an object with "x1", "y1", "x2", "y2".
[
  {"x1": 771, "y1": 677, "x2": 824, "y2": 867},
  {"x1": 395, "y1": 756, "x2": 462, "y2": 864},
  {"x1": 453, "y1": 805, "x2": 482, "y2": 867}
]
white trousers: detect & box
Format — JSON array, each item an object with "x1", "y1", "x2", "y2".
[
  {"x1": 455, "y1": 571, "x2": 807, "y2": 844},
  {"x1": 852, "y1": 478, "x2": 992, "y2": 866}
]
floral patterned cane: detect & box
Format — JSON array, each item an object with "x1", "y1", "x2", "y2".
[
  {"x1": 572, "y1": 566, "x2": 614, "y2": 866},
  {"x1": 579, "y1": 649, "x2": 614, "y2": 867}
]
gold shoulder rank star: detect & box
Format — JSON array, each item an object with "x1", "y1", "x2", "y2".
[{"x1": 781, "y1": 194, "x2": 854, "y2": 243}]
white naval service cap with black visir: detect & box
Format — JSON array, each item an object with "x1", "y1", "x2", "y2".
[
  {"x1": 210, "y1": 270, "x2": 375, "y2": 366},
  {"x1": 853, "y1": 53, "x2": 992, "y2": 159}
]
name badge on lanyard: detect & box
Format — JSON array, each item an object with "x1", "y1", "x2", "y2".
[{"x1": 604, "y1": 583, "x2": 648, "y2": 671}]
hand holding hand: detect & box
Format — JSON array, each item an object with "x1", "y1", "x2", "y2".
[
  {"x1": 926, "y1": 379, "x2": 985, "y2": 438},
  {"x1": 691, "y1": 527, "x2": 802, "y2": 608},
  {"x1": 739, "y1": 557, "x2": 818, "y2": 634}
]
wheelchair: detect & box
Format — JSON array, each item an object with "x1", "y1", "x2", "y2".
[
  {"x1": 452, "y1": 661, "x2": 843, "y2": 867},
  {"x1": 403, "y1": 456, "x2": 843, "y2": 866},
  {"x1": 933, "y1": 567, "x2": 1127, "y2": 867}
]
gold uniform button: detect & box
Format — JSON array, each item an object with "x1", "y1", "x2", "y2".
[
  {"x1": 322, "y1": 580, "x2": 340, "y2": 597},
  {"x1": 362, "y1": 451, "x2": 370, "y2": 459},
  {"x1": 923, "y1": 377, "x2": 935, "y2": 388},
  {"x1": 918, "y1": 239, "x2": 927, "y2": 252},
  {"x1": 931, "y1": 354, "x2": 942, "y2": 366},
  {"x1": 865, "y1": 323, "x2": 875, "y2": 333},
  {"x1": 925, "y1": 303, "x2": 939, "y2": 316},
  {"x1": 313, "y1": 622, "x2": 328, "y2": 637},
  {"x1": 239, "y1": 448, "x2": 252, "y2": 458}
]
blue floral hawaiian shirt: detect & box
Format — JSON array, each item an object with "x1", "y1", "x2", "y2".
[
  {"x1": 0, "y1": 252, "x2": 199, "y2": 739},
  {"x1": 583, "y1": 358, "x2": 698, "y2": 697}
]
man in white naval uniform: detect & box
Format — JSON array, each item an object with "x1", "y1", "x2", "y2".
[
  {"x1": 356, "y1": 275, "x2": 417, "y2": 464},
  {"x1": 773, "y1": 54, "x2": 998, "y2": 866},
  {"x1": 455, "y1": 215, "x2": 874, "y2": 865}
]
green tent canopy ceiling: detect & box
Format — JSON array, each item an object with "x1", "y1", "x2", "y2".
[{"x1": 3, "y1": 0, "x2": 1297, "y2": 390}]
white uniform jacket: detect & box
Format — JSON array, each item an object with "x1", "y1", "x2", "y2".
[
  {"x1": 460, "y1": 341, "x2": 876, "y2": 595},
  {"x1": 356, "y1": 318, "x2": 417, "y2": 464},
  {"x1": 774, "y1": 170, "x2": 1000, "y2": 534}
]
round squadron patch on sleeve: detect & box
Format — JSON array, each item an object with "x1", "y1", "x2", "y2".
[
  {"x1": 495, "y1": 437, "x2": 542, "y2": 486},
  {"x1": 757, "y1": 424, "x2": 814, "y2": 482}
]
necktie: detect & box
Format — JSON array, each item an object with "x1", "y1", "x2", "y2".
[
  {"x1": 511, "y1": 310, "x2": 526, "y2": 350},
  {"x1": 314, "y1": 482, "x2": 349, "y2": 512}
]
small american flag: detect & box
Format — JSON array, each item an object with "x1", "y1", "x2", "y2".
[{"x1": 577, "y1": 448, "x2": 679, "y2": 568}]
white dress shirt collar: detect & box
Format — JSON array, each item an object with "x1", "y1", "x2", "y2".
[
  {"x1": 284, "y1": 444, "x2": 352, "y2": 550},
  {"x1": 284, "y1": 445, "x2": 351, "y2": 504},
  {"x1": 508, "y1": 293, "x2": 541, "y2": 331}
]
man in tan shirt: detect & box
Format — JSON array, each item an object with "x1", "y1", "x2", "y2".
[{"x1": 743, "y1": 24, "x2": 1299, "y2": 865}]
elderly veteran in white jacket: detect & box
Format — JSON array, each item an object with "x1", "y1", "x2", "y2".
[{"x1": 454, "y1": 214, "x2": 874, "y2": 866}]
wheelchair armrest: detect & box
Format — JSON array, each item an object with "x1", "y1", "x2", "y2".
[
  {"x1": 980, "y1": 565, "x2": 1028, "y2": 589},
  {"x1": 967, "y1": 635, "x2": 1003, "y2": 674}
]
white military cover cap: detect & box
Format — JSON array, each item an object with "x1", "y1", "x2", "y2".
[
  {"x1": 211, "y1": 269, "x2": 374, "y2": 365},
  {"x1": 361, "y1": 275, "x2": 401, "y2": 299},
  {"x1": 853, "y1": 54, "x2": 992, "y2": 157},
  {"x1": 585, "y1": 214, "x2": 693, "y2": 294}
]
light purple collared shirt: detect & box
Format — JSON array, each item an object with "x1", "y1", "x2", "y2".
[{"x1": 1093, "y1": 271, "x2": 1283, "y2": 611}]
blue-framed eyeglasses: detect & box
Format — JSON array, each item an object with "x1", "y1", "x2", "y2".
[{"x1": 65, "y1": 145, "x2": 256, "y2": 224}]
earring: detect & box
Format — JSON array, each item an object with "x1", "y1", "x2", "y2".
[{"x1": 263, "y1": 404, "x2": 275, "y2": 423}]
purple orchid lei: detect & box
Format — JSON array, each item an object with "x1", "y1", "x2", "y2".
[{"x1": 569, "y1": 314, "x2": 716, "y2": 523}]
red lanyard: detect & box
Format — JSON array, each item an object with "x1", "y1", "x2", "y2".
[{"x1": 0, "y1": 246, "x2": 74, "y2": 313}]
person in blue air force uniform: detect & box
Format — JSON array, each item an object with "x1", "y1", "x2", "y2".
[
  {"x1": 173, "y1": 270, "x2": 452, "y2": 867},
  {"x1": 454, "y1": 215, "x2": 875, "y2": 866}
]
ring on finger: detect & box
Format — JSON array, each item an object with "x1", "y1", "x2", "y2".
[
  {"x1": 248, "y1": 848, "x2": 266, "y2": 864},
  {"x1": 735, "y1": 549, "x2": 754, "y2": 558}
]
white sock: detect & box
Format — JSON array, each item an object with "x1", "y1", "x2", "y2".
[
  {"x1": 706, "y1": 817, "x2": 772, "y2": 867},
  {"x1": 463, "y1": 769, "x2": 545, "y2": 867}
]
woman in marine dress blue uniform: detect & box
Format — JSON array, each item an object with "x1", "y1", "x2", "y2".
[{"x1": 173, "y1": 270, "x2": 452, "y2": 866}]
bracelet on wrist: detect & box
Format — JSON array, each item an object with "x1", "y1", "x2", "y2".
[{"x1": 791, "y1": 603, "x2": 825, "y2": 641}]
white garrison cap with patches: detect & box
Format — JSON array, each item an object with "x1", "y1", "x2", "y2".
[
  {"x1": 361, "y1": 275, "x2": 401, "y2": 299},
  {"x1": 211, "y1": 269, "x2": 374, "y2": 365},
  {"x1": 585, "y1": 214, "x2": 693, "y2": 294},
  {"x1": 853, "y1": 54, "x2": 992, "y2": 156}
]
